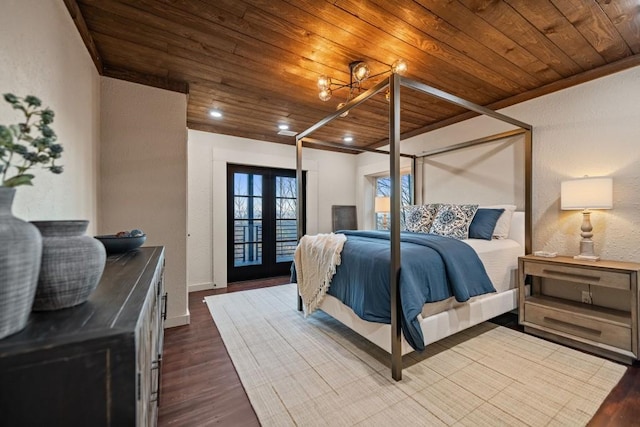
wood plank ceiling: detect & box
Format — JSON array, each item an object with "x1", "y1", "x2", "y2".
[{"x1": 67, "y1": 0, "x2": 640, "y2": 151}]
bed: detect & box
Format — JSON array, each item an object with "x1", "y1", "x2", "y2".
[
  {"x1": 314, "y1": 211, "x2": 525, "y2": 355},
  {"x1": 294, "y1": 74, "x2": 532, "y2": 380}
]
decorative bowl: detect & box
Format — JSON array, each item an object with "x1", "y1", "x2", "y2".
[{"x1": 95, "y1": 234, "x2": 146, "y2": 254}]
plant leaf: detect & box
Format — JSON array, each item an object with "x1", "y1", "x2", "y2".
[
  {"x1": 3, "y1": 174, "x2": 35, "y2": 187},
  {"x1": 0, "y1": 125, "x2": 12, "y2": 145}
]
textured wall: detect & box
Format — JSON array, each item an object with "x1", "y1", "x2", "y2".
[
  {"x1": 187, "y1": 130, "x2": 357, "y2": 289},
  {"x1": 100, "y1": 77, "x2": 188, "y2": 326},
  {"x1": 0, "y1": 0, "x2": 100, "y2": 232},
  {"x1": 404, "y1": 66, "x2": 640, "y2": 262},
  {"x1": 527, "y1": 67, "x2": 640, "y2": 262}
]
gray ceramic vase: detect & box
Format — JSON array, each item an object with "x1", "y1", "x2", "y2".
[
  {"x1": 0, "y1": 187, "x2": 42, "y2": 339},
  {"x1": 31, "y1": 220, "x2": 106, "y2": 311}
]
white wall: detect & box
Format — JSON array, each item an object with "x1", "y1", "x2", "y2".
[
  {"x1": 364, "y1": 66, "x2": 640, "y2": 262},
  {"x1": 101, "y1": 77, "x2": 189, "y2": 327},
  {"x1": 0, "y1": 0, "x2": 100, "y2": 232},
  {"x1": 419, "y1": 134, "x2": 525, "y2": 209},
  {"x1": 188, "y1": 130, "x2": 357, "y2": 290},
  {"x1": 526, "y1": 66, "x2": 640, "y2": 262}
]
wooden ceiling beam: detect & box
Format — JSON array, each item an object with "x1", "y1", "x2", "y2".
[
  {"x1": 63, "y1": 0, "x2": 103, "y2": 73},
  {"x1": 103, "y1": 66, "x2": 189, "y2": 94}
]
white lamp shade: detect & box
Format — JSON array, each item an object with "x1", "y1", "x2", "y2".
[
  {"x1": 561, "y1": 177, "x2": 613, "y2": 210},
  {"x1": 374, "y1": 196, "x2": 391, "y2": 213}
]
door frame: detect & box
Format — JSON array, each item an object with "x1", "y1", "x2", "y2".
[{"x1": 226, "y1": 164, "x2": 306, "y2": 282}]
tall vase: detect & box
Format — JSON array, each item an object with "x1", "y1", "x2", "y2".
[
  {"x1": 0, "y1": 187, "x2": 42, "y2": 339},
  {"x1": 31, "y1": 220, "x2": 106, "y2": 311}
]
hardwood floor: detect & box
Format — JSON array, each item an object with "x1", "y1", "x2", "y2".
[
  {"x1": 158, "y1": 276, "x2": 289, "y2": 426},
  {"x1": 158, "y1": 277, "x2": 640, "y2": 426}
]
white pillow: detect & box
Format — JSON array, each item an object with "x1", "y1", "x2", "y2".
[{"x1": 480, "y1": 204, "x2": 516, "y2": 239}]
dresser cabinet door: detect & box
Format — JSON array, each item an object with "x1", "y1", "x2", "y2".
[
  {"x1": 136, "y1": 257, "x2": 165, "y2": 426},
  {"x1": 0, "y1": 346, "x2": 114, "y2": 426}
]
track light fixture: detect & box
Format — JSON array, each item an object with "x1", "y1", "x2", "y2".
[{"x1": 316, "y1": 59, "x2": 408, "y2": 116}]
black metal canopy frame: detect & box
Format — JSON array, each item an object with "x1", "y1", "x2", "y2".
[{"x1": 295, "y1": 74, "x2": 533, "y2": 381}]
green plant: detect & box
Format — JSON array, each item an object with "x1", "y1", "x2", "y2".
[{"x1": 0, "y1": 93, "x2": 63, "y2": 187}]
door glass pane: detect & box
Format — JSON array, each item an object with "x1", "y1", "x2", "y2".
[
  {"x1": 276, "y1": 176, "x2": 296, "y2": 198},
  {"x1": 234, "y1": 196, "x2": 248, "y2": 219},
  {"x1": 233, "y1": 172, "x2": 263, "y2": 267},
  {"x1": 234, "y1": 220, "x2": 262, "y2": 243},
  {"x1": 234, "y1": 197, "x2": 262, "y2": 219},
  {"x1": 276, "y1": 240, "x2": 297, "y2": 263},
  {"x1": 234, "y1": 173, "x2": 262, "y2": 196},
  {"x1": 234, "y1": 173, "x2": 248, "y2": 196},
  {"x1": 276, "y1": 197, "x2": 296, "y2": 219},
  {"x1": 234, "y1": 243, "x2": 262, "y2": 267},
  {"x1": 275, "y1": 176, "x2": 297, "y2": 263}
]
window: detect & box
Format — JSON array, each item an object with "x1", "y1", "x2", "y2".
[{"x1": 375, "y1": 174, "x2": 412, "y2": 230}]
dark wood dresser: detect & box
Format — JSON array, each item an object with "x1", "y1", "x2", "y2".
[{"x1": 0, "y1": 247, "x2": 166, "y2": 426}]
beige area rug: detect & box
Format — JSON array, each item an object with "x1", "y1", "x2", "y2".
[{"x1": 205, "y1": 284, "x2": 626, "y2": 427}]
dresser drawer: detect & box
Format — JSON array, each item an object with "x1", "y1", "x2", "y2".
[
  {"x1": 524, "y1": 262, "x2": 631, "y2": 290},
  {"x1": 524, "y1": 302, "x2": 631, "y2": 351}
]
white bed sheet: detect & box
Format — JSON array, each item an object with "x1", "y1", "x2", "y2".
[
  {"x1": 419, "y1": 238, "x2": 523, "y2": 318},
  {"x1": 464, "y1": 238, "x2": 524, "y2": 292}
]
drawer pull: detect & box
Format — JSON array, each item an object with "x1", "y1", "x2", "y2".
[
  {"x1": 542, "y1": 269, "x2": 601, "y2": 282},
  {"x1": 150, "y1": 358, "x2": 162, "y2": 404},
  {"x1": 543, "y1": 316, "x2": 602, "y2": 336},
  {"x1": 161, "y1": 293, "x2": 168, "y2": 321}
]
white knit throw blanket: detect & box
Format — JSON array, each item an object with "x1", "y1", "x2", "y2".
[{"x1": 294, "y1": 232, "x2": 347, "y2": 316}]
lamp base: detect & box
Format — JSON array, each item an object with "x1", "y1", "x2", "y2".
[
  {"x1": 573, "y1": 254, "x2": 600, "y2": 261},
  {"x1": 575, "y1": 237, "x2": 599, "y2": 261}
]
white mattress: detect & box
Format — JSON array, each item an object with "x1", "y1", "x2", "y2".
[
  {"x1": 463, "y1": 238, "x2": 523, "y2": 293},
  {"x1": 419, "y1": 238, "x2": 523, "y2": 318}
]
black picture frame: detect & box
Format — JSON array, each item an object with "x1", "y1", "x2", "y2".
[{"x1": 331, "y1": 205, "x2": 357, "y2": 231}]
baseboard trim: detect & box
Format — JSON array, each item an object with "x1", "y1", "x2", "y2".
[
  {"x1": 189, "y1": 282, "x2": 214, "y2": 293},
  {"x1": 164, "y1": 311, "x2": 190, "y2": 328}
]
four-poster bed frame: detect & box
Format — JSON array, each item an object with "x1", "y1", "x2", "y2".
[{"x1": 295, "y1": 73, "x2": 533, "y2": 380}]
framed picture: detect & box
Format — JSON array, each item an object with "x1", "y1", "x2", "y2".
[{"x1": 331, "y1": 205, "x2": 357, "y2": 231}]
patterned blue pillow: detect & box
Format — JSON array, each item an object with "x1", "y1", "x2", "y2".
[
  {"x1": 469, "y1": 208, "x2": 505, "y2": 240},
  {"x1": 429, "y1": 204, "x2": 479, "y2": 240},
  {"x1": 404, "y1": 204, "x2": 441, "y2": 233}
]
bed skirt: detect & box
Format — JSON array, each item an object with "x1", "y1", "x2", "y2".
[{"x1": 318, "y1": 287, "x2": 519, "y2": 355}]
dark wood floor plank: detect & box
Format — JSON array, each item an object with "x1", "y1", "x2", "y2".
[
  {"x1": 158, "y1": 275, "x2": 639, "y2": 426},
  {"x1": 158, "y1": 276, "x2": 288, "y2": 426}
]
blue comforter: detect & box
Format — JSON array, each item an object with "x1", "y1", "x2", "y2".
[{"x1": 294, "y1": 230, "x2": 494, "y2": 351}]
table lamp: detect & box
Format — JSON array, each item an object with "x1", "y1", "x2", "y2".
[
  {"x1": 374, "y1": 196, "x2": 391, "y2": 230},
  {"x1": 561, "y1": 176, "x2": 613, "y2": 261}
]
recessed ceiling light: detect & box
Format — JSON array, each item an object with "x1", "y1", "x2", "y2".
[
  {"x1": 209, "y1": 110, "x2": 223, "y2": 118},
  {"x1": 343, "y1": 136, "x2": 353, "y2": 143},
  {"x1": 278, "y1": 124, "x2": 289, "y2": 130}
]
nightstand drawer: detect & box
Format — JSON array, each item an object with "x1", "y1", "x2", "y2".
[
  {"x1": 525, "y1": 302, "x2": 631, "y2": 351},
  {"x1": 524, "y1": 262, "x2": 631, "y2": 290}
]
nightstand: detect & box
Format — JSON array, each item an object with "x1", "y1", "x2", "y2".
[{"x1": 519, "y1": 255, "x2": 640, "y2": 364}]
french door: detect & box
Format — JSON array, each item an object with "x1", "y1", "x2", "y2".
[{"x1": 227, "y1": 164, "x2": 305, "y2": 282}]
